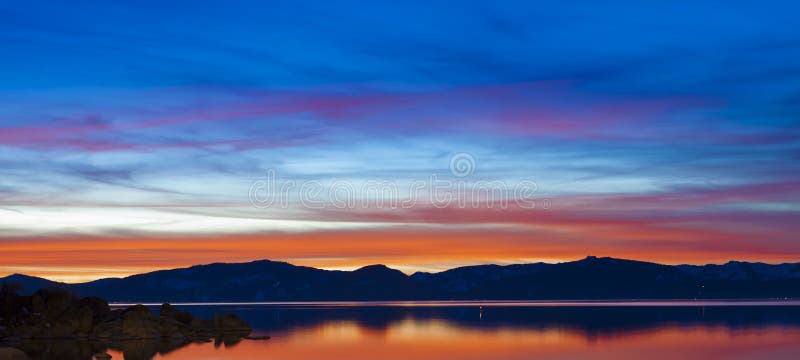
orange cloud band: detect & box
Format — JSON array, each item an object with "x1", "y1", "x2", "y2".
[{"x1": 2, "y1": 226, "x2": 798, "y2": 283}]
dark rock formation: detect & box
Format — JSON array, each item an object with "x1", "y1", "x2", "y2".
[
  {"x1": 0, "y1": 347, "x2": 29, "y2": 360},
  {"x1": 0, "y1": 288, "x2": 261, "y2": 359}
]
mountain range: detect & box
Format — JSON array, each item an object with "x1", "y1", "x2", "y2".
[{"x1": 2, "y1": 256, "x2": 800, "y2": 302}]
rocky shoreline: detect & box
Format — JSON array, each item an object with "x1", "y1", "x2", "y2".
[{"x1": 1, "y1": 287, "x2": 266, "y2": 359}]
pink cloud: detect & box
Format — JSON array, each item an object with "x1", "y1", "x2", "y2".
[{"x1": 0, "y1": 81, "x2": 729, "y2": 152}]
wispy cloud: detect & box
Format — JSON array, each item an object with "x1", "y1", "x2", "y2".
[{"x1": 1, "y1": 1, "x2": 799, "y2": 280}]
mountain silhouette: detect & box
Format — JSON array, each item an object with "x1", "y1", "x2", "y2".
[{"x1": 2, "y1": 257, "x2": 799, "y2": 302}]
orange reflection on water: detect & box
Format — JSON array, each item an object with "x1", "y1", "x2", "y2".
[{"x1": 101, "y1": 319, "x2": 800, "y2": 360}]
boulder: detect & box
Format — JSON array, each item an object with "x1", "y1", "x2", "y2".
[
  {"x1": 0, "y1": 347, "x2": 31, "y2": 360},
  {"x1": 189, "y1": 317, "x2": 211, "y2": 330},
  {"x1": 40, "y1": 308, "x2": 92, "y2": 339},
  {"x1": 93, "y1": 318, "x2": 123, "y2": 339},
  {"x1": 213, "y1": 313, "x2": 251, "y2": 334},
  {"x1": 100, "y1": 309, "x2": 124, "y2": 323},
  {"x1": 159, "y1": 303, "x2": 179, "y2": 319},
  {"x1": 10, "y1": 324, "x2": 36, "y2": 339},
  {"x1": 121, "y1": 305, "x2": 160, "y2": 339},
  {"x1": 159, "y1": 303, "x2": 192, "y2": 325},
  {"x1": 36, "y1": 305, "x2": 95, "y2": 338},
  {"x1": 176, "y1": 310, "x2": 193, "y2": 325},
  {"x1": 79, "y1": 297, "x2": 110, "y2": 319},
  {"x1": 157, "y1": 317, "x2": 189, "y2": 340},
  {"x1": 67, "y1": 305, "x2": 94, "y2": 336},
  {"x1": 30, "y1": 290, "x2": 75, "y2": 319},
  {"x1": 186, "y1": 317, "x2": 213, "y2": 340}
]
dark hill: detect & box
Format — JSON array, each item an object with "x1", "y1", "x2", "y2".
[
  {"x1": 3, "y1": 257, "x2": 800, "y2": 302},
  {"x1": 0, "y1": 274, "x2": 67, "y2": 294}
]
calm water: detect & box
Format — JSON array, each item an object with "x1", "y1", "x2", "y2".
[{"x1": 12, "y1": 301, "x2": 800, "y2": 359}]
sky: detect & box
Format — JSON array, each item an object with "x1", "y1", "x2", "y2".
[{"x1": 1, "y1": 1, "x2": 799, "y2": 282}]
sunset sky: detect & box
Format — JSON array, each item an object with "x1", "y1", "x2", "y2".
[{"x1": 1, "y1": 1, "x2": 799, "y2": 282}]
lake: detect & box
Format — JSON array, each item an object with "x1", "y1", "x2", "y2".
[{"x1": 13, "y1": 301, "x2": 800, "y2": 359}]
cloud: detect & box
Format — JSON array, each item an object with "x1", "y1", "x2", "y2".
[{"x1": 1, "y1": 1, "x2": 799, "y2": 282}]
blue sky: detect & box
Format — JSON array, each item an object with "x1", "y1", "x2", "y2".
[{"x1": 1, "y1": 1, "x2": 799, "y2": 281}]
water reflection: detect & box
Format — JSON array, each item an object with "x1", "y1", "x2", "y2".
[
  {"x1": 6, "y1": 338, "x2": 190, "y2": 360},
  {"x1": 6, "y1": 303, "x2": 800, "y2": 360},
  {"x1": 181, "y1": 303, "x2": 800, "y2": 337}
]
